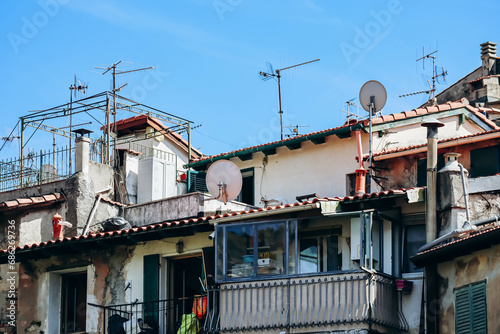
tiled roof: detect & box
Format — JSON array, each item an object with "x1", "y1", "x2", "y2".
[
  {"x1": 0, "y1": 188, "x2": 416, "y2": 256},
  {"x1": 467, "y1": 74, "x2": 500, "y2": 84},
  {"x1": 190, "y1": 99, "x2": 496, "y2": 166},
  {"x1": 100, "y1": 196, "x2": 126, "y2": 207},
  {"x1": 373, "y1": 128, "x2": 500, "y2": 159},
  {"x1": 415, "y1": 224, "x2": 500, "y2": 257},
  {"x1": 0, "y1": 193, "x2": 64, "y2": 212}
]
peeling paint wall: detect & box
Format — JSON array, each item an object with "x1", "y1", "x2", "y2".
[
  {"x1": 437, "y1": 244, "x2": 500, "y2": 333},
  {"x1": 13, "y1": 231, "x2": 213, "y2": 334}
]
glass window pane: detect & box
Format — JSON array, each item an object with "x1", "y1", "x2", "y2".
[
  {"x1": 300, "y1": 238, "x2": 318, "y2": 273},
  {"x1": 288, "y1": 220, "x2": 297, "y2": 275},
  {"x1": 227, "y1": 225, "x2": 255, "y2": 278},
  {"x1": 403, "y1": 225, "x2": 425, "y2": 273},
  {"x1": 216, "y1": 226, "x2": 224, "y2": 280},
  {"x1": 257, "y1": 223, "x2": 285, "y2": 275}
]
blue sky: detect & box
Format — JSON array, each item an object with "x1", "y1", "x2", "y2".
[{"x1": 0, "y1": 0, "x2": 498, "y2": 159}]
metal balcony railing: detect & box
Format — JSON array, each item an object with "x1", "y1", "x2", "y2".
[
  {"x1": 214, "y1": 272, "x2": 405, "y2": 333},
  {"x1": 92, "y1": 272, "x2": 407, "y2": 334}
]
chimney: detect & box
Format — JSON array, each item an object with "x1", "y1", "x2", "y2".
[
  {"x1": 481, "y1": 41, "x2": 497, "y2": 59},
  {"x1": 73, "y1": 128, "x2": 93, "y2": 174},
  {"x1": 481, "y1": 41, "x2": 497, "y2": 77},
  {"x1": 421, "y1": 118, "x2": 444, "y2": 243},
  {"x1": 437, "y1": 153, "x2": 469, "y2": 236}
]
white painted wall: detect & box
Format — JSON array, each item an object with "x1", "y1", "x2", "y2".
[
  {"x1": 225, "y1": 113, "x2": 484, "y2": 208},
  {"x1": 122, "y1": 232, "x2": 214, "y2": 303}
]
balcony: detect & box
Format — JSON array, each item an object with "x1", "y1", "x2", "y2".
[
  {"x1": 93, "y1": 272, "x2": 407, "y2": 334},
  {"x1": 215, "y1": 271, "x2": 405, "y2": 333}
]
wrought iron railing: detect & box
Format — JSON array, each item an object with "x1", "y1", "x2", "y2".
[
  {"x1": 90, "y1": 294, "x2": 211, "y2": 334},
  {"x1": 0, "y1": 140, "x2": 105, "y2": 192},
  {"x1": 128, "y1": 142, "x2": 177, "y2": 164}
]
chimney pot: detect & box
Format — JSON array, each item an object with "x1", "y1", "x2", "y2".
[{"x1": 481, "y1": 41, "x2": 497, "y2": 59}]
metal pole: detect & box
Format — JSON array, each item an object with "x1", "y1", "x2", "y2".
[
  {"x1": 369, "y1": 96, "x2": 374, "y2": 180},
  {"x1": 20, "y1": 118, "x2": 24, "y2": 187},
  {"x1": 106, "y1": 94, "x2": 111, "y2": 165},
  {"x1": 277, "y1": 72, "x2": 283, "y2": 141},
  {"x1": 187, "y1": 122, "x2": 192, "y2": 161}
]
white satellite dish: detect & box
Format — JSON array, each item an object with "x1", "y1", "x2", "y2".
[
  {"x1": 206, "y1": 160, "x2": 242, "y2": 204},
  {"x1": 39, "y1": 164, "x2": 59, "y2": 182},
  {"x1": 359, "y1": 80, "x2": 387, "y2": 113}
]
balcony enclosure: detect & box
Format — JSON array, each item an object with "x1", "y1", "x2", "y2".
[{"x1": 211, "y1": 213, "x2": 408, "y2": 333}]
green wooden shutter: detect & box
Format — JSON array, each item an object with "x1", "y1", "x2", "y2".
[
  {"x1": 455, "y1": 281, "x2": 487, "y2": 334},
  {"x1": 143, "y1": 254, "x2": 160, "y2": 329}
]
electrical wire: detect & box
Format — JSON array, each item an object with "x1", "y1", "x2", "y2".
[{"x1": 0, "y1": 121, "x2": 20, "y2": 152}]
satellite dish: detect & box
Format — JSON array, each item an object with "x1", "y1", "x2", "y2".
[
  {"x1": 359, "y1": 80, "x2": 387, "y2": 113},
  {"x1": 206, "y1": 160, "x2": 242, "y2": 204},
  {"x1": 39, "y1": 164, "x2": 59, "y2": 182}
]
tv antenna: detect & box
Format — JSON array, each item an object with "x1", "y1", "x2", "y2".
[
  {"x1": 359, "y1": 80, "x2": 387, "y2": 176},
  {"x1": 259, "y1": 58, "x2": 320, "y2": 141},
  {"x1": 68, "y1": 75, "x2": 88, "y2": 172},
  {"x1": 285, "y1": 124, "x2": 309, "y2": 138},
  {"x1": 94, "y1": 61, "x2": 154, "y2": 163},
  {"x1": 206, "y1": 160, "x2": 242, "y2": 204},
  {"x1": 340, "y1": 98, "x2": 372, "y2": 122},
  {"x1": 399, "y1": 48, "x2": 448, "y2": 104}
]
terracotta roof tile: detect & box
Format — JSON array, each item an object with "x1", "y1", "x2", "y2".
[
  {"x1": 4, "y1": 201, "x2": 19, "y2": 208},
  {"x1": 437, "y1": 104, "x2": 451, "y2": 111},
  {"x1": 16, "y1": 198, "x2": 33, "y2": 205},
  {"x1": 0, "y1": 193, "x2": 65, "y2": 211},
  {"x1": 416, "y1": 224, "x2": 500, "y2": 256},
  {"x1": 373, "y1": 129, "x2": 500, "y2": 158},
  {"x1": 43, "y1": 194, "x2": 56, "y2": 201},
  {"x1": 0, "y1": 188, "x2": 418, "y2": 256}
]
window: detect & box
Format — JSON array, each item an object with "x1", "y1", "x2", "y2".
[
  {"x1": 298, "y1": 224, "x2": 341, "y2": 273},
  {"x1": 403, "y1": 225, "x2": 426, "y2": 273},
  {"x1": 455, "y1": 281, "x2": 487, "y2": 334},
  {"x1": 470, "y1": 146, "x2": 500, "y2": 178},
  {"x1": 237, "y1": 168, "x2": 254, "y2": 205},
  {"x1": 61, "y1": 272, "x2": 87, "y2": 334},
  {"x1": 217, "y1": 219, "x2": 346, "y2": 281}
]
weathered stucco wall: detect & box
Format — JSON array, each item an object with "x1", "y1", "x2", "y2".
[
  {"x1": 14, "y1": 231, "x2": 213, "y2": 334},
  {"x1": 437, "y1": 243, "x2": 500, "y2": 333}
]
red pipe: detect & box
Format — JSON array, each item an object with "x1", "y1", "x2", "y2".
[{"x1": 354, "y1": 130, "x2": 367, "y2": 195}]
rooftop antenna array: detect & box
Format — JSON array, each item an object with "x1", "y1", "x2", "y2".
[
  {"x1": 259, "y1": 59, "x2": 320, "y2": 141},
  {"x1": 285, "y1": 124, "x2": 310, "y2": 138},
  {"x1": 94, "y1": 61, "x2": 154, "y2": 163},
  {"x1": 399, "y1": 48, "x2": 448, "y2": 104},
  {"x1": 68, "y1": 75, "x2": 88, "y2": 171}
]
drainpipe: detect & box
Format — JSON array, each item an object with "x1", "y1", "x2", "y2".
[
  {"x1": 82, "y1": 187, "x2": 112, "y2": 235},
  {"x1": 421, "y1": 118, "x2": 444, "y2": 243},
  {"x1": 354, "y1": 130, "x2": 367, "y2": 195},
  {"x1": 421, "y1": 118, "x2": 443, "y2": 334}
]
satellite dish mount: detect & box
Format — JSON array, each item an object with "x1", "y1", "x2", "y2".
[
  {"x1": 206, "y1": 160, "x2": 243, "y2": 204},
  {"x1": 359, "y1": 80, "x2": 387, "y2": 177}
]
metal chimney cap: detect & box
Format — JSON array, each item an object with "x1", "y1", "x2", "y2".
[{"x1": 421, "y1": 118, "x2": 444, "y2": 128}]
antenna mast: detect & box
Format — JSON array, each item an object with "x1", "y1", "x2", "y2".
[
  {"x1": 94, "y1": 61, "x2": 154, "y2": 163},
  {"x1": 399, "y1": 48, "x2": 448, "y2": 105},
  {"x1": 259, "y1": 59, "x2": 320, "y2": 140},
  {"x1": 68, "y1": 75, "x2": 88, "y2": 172}
]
